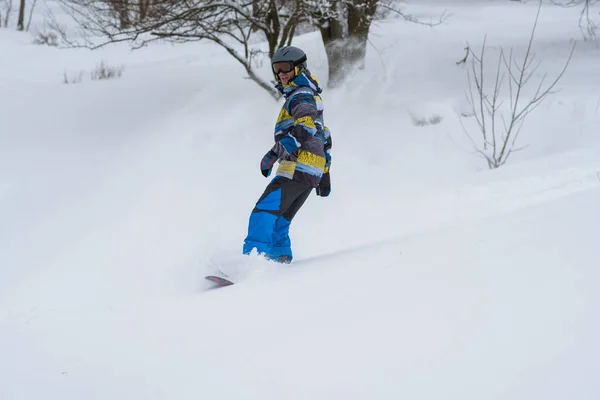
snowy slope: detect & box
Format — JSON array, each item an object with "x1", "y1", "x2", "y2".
[
  {"x1": 2, "y1": 185, "x2": 600, "y2": 400},
  {"x1": 1, "y1": 0, "x2": 600, "y2": 398}
]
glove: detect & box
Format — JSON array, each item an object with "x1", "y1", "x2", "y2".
[
  {"x1": 316, "y1": 172, "x2": 331, "y2": 197},
  {"x1": 260, "y1": 150, "x2": 278, "y2": 178}
]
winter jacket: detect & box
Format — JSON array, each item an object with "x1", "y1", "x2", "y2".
[{"x1": 271, "y1": 70, "x2": 332, "y2": 188}]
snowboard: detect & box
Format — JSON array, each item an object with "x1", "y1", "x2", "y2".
[{"x1": 205, "y1": 274, "x2": 235, "y2": 288}]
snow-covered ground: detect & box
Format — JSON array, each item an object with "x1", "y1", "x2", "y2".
[{"x1": 1, "y1": 0, "x2": 599, "y2": 398}]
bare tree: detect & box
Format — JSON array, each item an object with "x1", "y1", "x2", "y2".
[
  {"x1": 0, "y1": 0, "x2": 13, "y2": 27},
  {"x1": 308, "y1": 0, "x2": 448, "y2": 88},
  {"x1": 3, "y1": 0, "x2": 37, "y2": 29},
  {"x1": 25, "y1": 0, "x2": 37, "y2": 31},
  {"x1": 461, "y1": 1, "x2": 575, "y2": 169},
  {"x1": 16, "y1": 0, "x2": 23, "y2": 30},
  {"x1": 52, "y1": 0, "x2": 307, "y2": 99},
  {"x1": 550, "y1": 0, "x2": 599, "y2": 40},
  {"x1": 308, "y1": 0, "x2": 379, "y2": 87},
  {"x1": 575, "y1": 0, "x2": 598, "y2": 40},
  {"x1": 53, "y1": 0, "x2": 448, "y2": 92}
]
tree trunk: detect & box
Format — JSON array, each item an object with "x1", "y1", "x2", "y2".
[
  {"x1": 252, "y1": 0, "x2": 260, "y2": 32},
  {"x1": 108, "y1": 0, "x2": 130, "y2": 29},
  {"x1": 16, "y1": 0, "x2": 24, "y2": 30},
  {"x1": 265, "y1": 0, "x2": 280, "y2": 57},
  {"x1": 320, "y1": 0, "x2": 378, "y2": 88},
  {"x1": 3, "y1": 0, "x2": 11, "y2": 28},
  {"x1": 139, "y1": 0, "x2": 149, "y2": 22},
  {"x1": 118, "y1": 0, "x2": 130, "y2": 29},
  {"x1": 319, "y1": 16, "x2": 345, "y2": 88},
  {"x1": 347, "y1": 0, "x2": 377, "y2": 68}
]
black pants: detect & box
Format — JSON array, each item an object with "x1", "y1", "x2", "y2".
[{"x1": 243, "y1": 177, "x2": 313, "y2": 261}]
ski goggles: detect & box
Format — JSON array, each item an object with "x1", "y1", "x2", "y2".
[{"x1": 272, "y1": 61, "x2": 295, "y2": 75}]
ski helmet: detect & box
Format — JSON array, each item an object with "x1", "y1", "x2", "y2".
[{"x1": 271, "y1": 46, "x2": 307, "y2": 79}]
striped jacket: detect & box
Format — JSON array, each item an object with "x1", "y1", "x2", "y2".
[{"x1": 271, "y1": 70, "x2": 332, "y2": 188}]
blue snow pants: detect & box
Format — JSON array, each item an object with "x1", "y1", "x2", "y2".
[{"x1": 243, "y1": 177, "x2": 313, "y2": 263}]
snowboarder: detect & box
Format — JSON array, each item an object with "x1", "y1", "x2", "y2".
[{"x1": 242, "y1": 46, "x2": 332, "y2": 264}]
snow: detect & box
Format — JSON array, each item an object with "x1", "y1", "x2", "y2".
[{"x1": 1, "y1": 0, "x2": 600, "y2": 398}]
